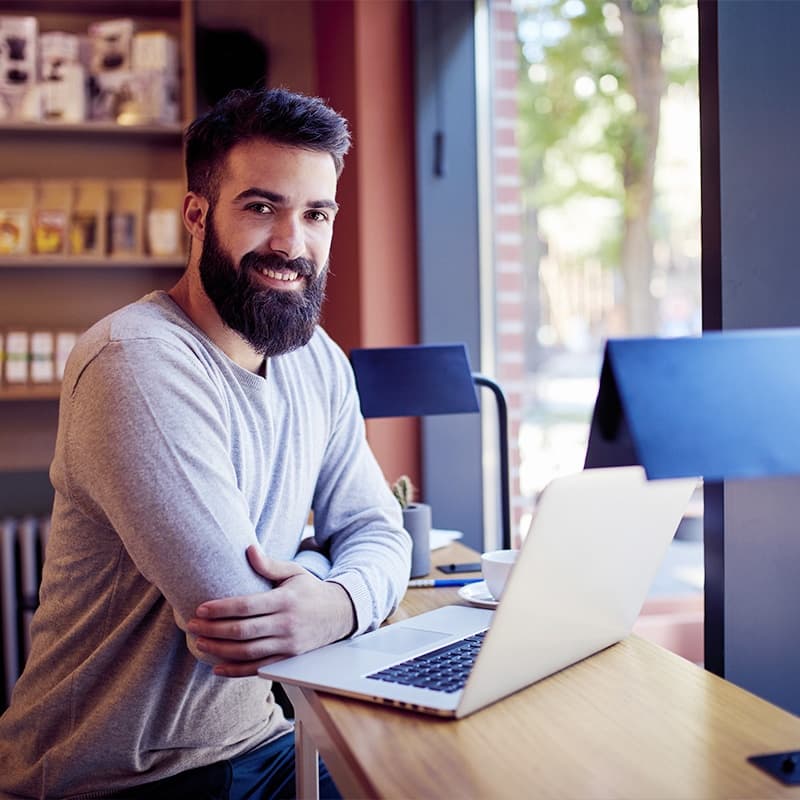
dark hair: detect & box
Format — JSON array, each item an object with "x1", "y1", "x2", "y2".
[{"x1": 184, "y1": 87, "x2": 351, "y2": 202}]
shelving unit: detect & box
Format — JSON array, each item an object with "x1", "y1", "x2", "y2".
[
  {"x1": 0, "y1": 0, "x2": 195, "y2": 507},
  {"x1": 0, "y1": 384, "x2": 60, "y2": 401},
  {"x1": 0, "y1": 119, "x2": 184, "y2": 138},
  {"x1": 0, "y1": 254, "x2": 185, "y2": 268}
]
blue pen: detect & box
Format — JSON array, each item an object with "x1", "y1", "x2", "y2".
[{"x1": 407, "y1": 578, "x2": 483, "y2": 588}]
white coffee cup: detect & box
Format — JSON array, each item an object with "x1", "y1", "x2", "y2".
[{"x1": 481, "y1": 549, "x2": 519, "y2": 601}]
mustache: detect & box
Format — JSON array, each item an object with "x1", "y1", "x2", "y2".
[{"x1": 239, "y1": 251, "x2": 317, "y2": 279}]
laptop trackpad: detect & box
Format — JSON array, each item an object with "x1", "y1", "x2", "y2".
[{"x1": 346, "y1": 626, "x2": 450, "y2": 655}]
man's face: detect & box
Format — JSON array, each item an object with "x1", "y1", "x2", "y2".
[{"x1": 197, "y1": 139, "x2": 339, "y2": 357}]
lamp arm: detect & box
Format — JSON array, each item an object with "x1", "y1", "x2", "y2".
[{"x1": 472, "y1": 373, "x2": 512, "y2": 550}]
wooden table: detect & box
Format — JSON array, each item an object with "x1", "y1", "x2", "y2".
[{"x1": 285, "y1": 543, "x2": 800, "y2": 799}]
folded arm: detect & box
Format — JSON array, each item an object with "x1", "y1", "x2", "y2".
[
  {"x1": 188, "y1": 545, "x2": 355, "y2": 676},
  {"x1": 187, "y1": 338, "x2": 413, "y2": 673}
]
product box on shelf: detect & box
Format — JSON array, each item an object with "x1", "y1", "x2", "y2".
[
  {"x1": 91, "y1": 68, "x2": 177, "y2": 125},
  {"x1": 136, "y1": 69, "x2": 179, "y2": 125},
  {"x1": 39, "y1": 30, "x2": 80, "y2": 68},
  {"x1": 40, "y1": 33, "x2": 86, "y2": 123},
  {"x1": 0, "y1": 16, "x2": 38, "y2": 92},
  {"x1": 29, "y1": 330, "x2": 54, "y2": 384},
  {"x1": 132, "y1": 31, "x2": 180, "y2": 124},
  {"x1": 109, "y1": 179, "x2": 146, "y2": 256},
  {"x1": 147, "y1": 180, "x2": 182, "y2": 256},
  {"x1": 4, "y1": 330, "x2": 29, "y2": 384},
  {"x1": 41, "y1": 62, "x2": 87, "y2": 122},
  {"x1": 0, "y1": 209, "x2": 30, "y2": 254},
  {"x1": 70, "y1": 180, "x2": 107, "y2": 256},
  {"x1": 0, "y1": 16, "x2": 39, "y2": 121},
  {"x1": 33, "y1": 181, "x2": 72, "y2": 255},
  {"x1": 0, "y1": 181, "x2": 35, "y2": 255},
  {"x1": 89, "y1": 70, "x2": 134, "y2": 122},
  {"x1": 88, "y1": 18, "x2": 135, "y2": 75},
  {"x1": 55, "y1": 330, "x2": 78, "y2": 381},
  {"x1": 132, "y1": 31, "x2": 178, "y2": 75}
]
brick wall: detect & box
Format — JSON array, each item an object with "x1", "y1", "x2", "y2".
[{"x1": 490, "y1": 0, "x2": 526, "y2": 545}]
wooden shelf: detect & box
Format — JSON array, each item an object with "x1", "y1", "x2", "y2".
[
  {"x1": 0, "y1": 120, "x2": 184, "y2": 140},
  {"x1": 0, "y1": 255, "x2": 185, "y2": 269},
  {"x1": 0, "y1": 0, "x2": 182, "y2": 19},
  {"x1": 0, "y1": 0, "x2": 193, "y2": 497},
  {"x1": 0, "y1": 385, "x2": 60, "y2": 402}
]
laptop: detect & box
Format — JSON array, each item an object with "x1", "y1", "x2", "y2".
[{"x1": 259, "y1": 466, "x2": 696, "y2": 719}]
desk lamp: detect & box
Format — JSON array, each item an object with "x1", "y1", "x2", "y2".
[
  {"x1": 350, "y1": 343, "x2": 511, "y2": 551},
  {"x1": 584, "y1": 329, "x2": 800, "y2": 785}
]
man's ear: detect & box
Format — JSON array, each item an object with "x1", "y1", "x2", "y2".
[{"x1": 182, "y1": 192, "x2": 209, "y2": 242}]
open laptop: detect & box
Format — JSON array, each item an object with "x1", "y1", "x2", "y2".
[{"x1": 259, "y1": 466, "x2": 696, "y2": 719}]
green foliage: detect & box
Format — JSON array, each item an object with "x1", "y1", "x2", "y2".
[{"x1": 516, "y1": 0, "x2": 697, "y2": 265}]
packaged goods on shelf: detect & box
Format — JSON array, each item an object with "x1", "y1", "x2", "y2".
[
  {"x1": 0, "y1": 178, "x2": 187, "y2": 260},
  {"x1": 92, "y1": 67, "x2": 178, "y2": 125},
  {"x1": 88, "y1": 18, "x2": 135, "y2": 75},
  {"x1": 109, "y1": 179, "x2": 146, "y2": 256},
  {"x1": 55, "y1": 331, "x2": 78, "y2": 381},
  {"x1": 33, "y1": 181, "x2": 72, "y2": 255},
  {"x1": 40, "y1": 31, "x2": 86, "y2": 123},
  {"x1": 147, "y1": 180, "x2": 182, "y2": 256},
  {"x1": 0, "y1": 15, "x2": 179, "y2": 126},
  {"x1": 131, "y1": 69, "x2": 179, "y2": 125},
  {"x1": 41, "y1": 63, "x2": 86, "y2": 122},
  {"x1": 0, "y1": 16, "x2": 38, "y2": 120},
  {"x1": 131, "y1": 31, "x2": 179, "y2": 124},
  {"x1": 4, "y1": 330, "x2": 28, "y2": 384},
  {"x1": 29, "y1": 330, "x2": 54, "y2": 384},
  {"x1": 89, "y1": 70, "x2": 135, "y2": 123},
  {"x1": 88, "y1": 19, "x2": 136, "y2": 124},
  {"x1": 133, "y1": 31, "x2": 178, "y2": 74},
  {"x1": 39, "y1": 31, "x2": 80, "y2": 67},
  {"x1": 0, "y1": 209, "x2": 30, "y2": 254},
  {"x1": 0, "y1": 181, "x2": 34, "y2": 255},
  {"x1": 70, "y1": 180, "x2": 107, "y2": 256},
  {"x1": 0, "y1": 328, "x2": 79, "y2": 387}
]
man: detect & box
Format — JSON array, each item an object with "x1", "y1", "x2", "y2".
[{"x1": 0, "y1": 88, "x2": 412, "y2": 798}]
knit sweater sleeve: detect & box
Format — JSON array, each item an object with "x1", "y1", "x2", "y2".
[
  {"x1": 309, "y1": 337, "x2": 413, "y2": 635},
  {"x1": 59, "y1": 337, "x2": 271, "y2": 661}
]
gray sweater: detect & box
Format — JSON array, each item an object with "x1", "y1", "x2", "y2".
[{"x1": 0, "y1": 291, "x2": 411, "y2": 799}]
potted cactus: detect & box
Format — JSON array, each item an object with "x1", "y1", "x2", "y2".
[{"x1": 391, "y1": 475, "x2": 431, "y2": 578}]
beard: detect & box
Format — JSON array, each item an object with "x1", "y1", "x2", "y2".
[{"x1": 198, "y1": 215, "x2": 327, "y2": 358}]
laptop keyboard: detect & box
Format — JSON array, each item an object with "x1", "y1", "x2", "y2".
[{"x1": 367, "y1": 630, "x2": 487, "y2": 693}]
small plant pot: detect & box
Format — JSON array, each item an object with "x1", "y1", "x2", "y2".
[{"x1": 403, "y1": 502, "x2": 431, "y2": 578}]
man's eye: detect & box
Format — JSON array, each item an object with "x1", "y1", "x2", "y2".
[
  {"x1": 246, "y1": 203, "x2": 272, "y2": 214},
  {"x1": 307, "y1": 210, "x2": 328, "y2": 222}
]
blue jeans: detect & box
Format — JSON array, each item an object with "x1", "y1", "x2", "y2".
[{"x1": 110, "y1": 732, "x2": 341, "y2": 799}]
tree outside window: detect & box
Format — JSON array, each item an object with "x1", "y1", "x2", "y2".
[{"x1": 488, "y1": 0, "x2": 700, "y2": 532}]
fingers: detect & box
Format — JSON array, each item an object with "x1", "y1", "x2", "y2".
[
  {"x1": 196, "y1": 633, "x2": 288, "y2": 662},
  {"x1": 194, "y1": 546, "x2": 306, "y2": 620},
  {"x1": 189, "y1": 614, "x2": 279, "y2": 641},
  {"x1": 195, "y1": 593, "x2": 270, "y2": 620},
  {"x1": 246, "y1": 544, "x2": 306, "y2": 582}
]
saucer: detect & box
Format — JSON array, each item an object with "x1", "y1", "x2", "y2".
[{"x1": 457, "y1": 581, "x2": 499, "y2": 609}]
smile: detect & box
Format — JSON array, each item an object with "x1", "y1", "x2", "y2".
[{"x1": 259, "y1": 268, "x2": 300, "y2": 281}]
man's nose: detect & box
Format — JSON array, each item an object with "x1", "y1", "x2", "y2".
[{"x1": 267, "y1": 216, "x2": 304, "y2": 260}]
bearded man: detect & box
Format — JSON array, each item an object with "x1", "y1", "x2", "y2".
[{"x1": 0, "y1": 88, "x2": 411, "y2": 800}]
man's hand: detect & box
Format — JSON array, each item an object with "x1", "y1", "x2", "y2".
[{"x1": 187, "y1": 545, "x2": 356, "y2": 677}]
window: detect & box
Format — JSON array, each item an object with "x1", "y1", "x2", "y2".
[
  {"x1": 480, "y1": 0, "x2": 703, "y2": 661},
  {"x1": 484, "y1": 0, "x2": 700, "y2": 537}
]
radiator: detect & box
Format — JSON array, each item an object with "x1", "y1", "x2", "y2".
[{"x1": 0, "y1": 515, "x2": 49, "y2": 710}]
